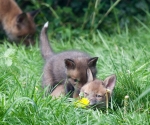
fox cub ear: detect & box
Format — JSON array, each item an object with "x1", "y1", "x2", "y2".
[
  {"x1": 64, "y1": 59, "x2": 76, "y2": 69},
  {"x1": 103, "y1": 75, "x2": 116, "y2": 92},
  {"x1": 87, "y1": 68, "x2": 94, "y2": 82},
  {"x1": 29, "y1": 9, "x2": 40, "y2": 18},
  {"x1": 88, "y1": 57, "x2": 98, "y2": 67},
  {"x1": 16, "y1": 13, "x2": 28, "y2": 24}
]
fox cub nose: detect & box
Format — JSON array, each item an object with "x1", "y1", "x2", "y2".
[{"x1": 89, "y1": 99, "x2": 97, "y2": 105}]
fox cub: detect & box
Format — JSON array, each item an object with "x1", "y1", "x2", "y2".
[
  {"x1": 40, "y1": 22, "x2": 98, "y2": 98},
  {"x1": 79, "y1": 69, "x2": 116, "y2": 107},
  {"x1": 0, "y1": 0, "x2": 39, "y2": 45}
]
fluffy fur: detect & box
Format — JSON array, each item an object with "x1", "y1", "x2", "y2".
[
  {"x1": 80, "y1": 69, "x2": 116, "y2": 107},
  {"x1": 40, "y1": 22, "x2": 98, "y2": 98},
  {"x1": 0, "y1": 0, "x2": 39, "y2": 45}
]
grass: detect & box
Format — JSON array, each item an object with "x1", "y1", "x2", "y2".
[{"x1": 0, "y1": 23, "x2": 150, "y2": 125}]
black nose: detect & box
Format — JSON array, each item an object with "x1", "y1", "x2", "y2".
[{"x1": 89, "y1": 99, "x2": 97, "y2": 105}]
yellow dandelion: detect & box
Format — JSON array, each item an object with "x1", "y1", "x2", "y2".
[{"x1": 74, "y1": 98, "x2": 90, "y2": 108}]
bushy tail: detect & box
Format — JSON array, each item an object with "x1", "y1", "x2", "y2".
[{"x1": 40, "y1": 22, "x2": 53, "y2": 60}]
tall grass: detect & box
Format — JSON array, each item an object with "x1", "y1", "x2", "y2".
[{"x1": 0, "y1": 23, "x2": 150, "y2": 124}]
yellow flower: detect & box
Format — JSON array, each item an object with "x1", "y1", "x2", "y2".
[{"x1": 74, "y1": 98, "x2": 90, "y2": 108}]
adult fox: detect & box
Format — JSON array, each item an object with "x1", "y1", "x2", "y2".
[{"x1": 0, "y1": 0, "x2": 39, "y2": 45}]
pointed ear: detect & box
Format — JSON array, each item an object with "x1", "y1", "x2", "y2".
[
  {"x1": 29, "y1": 9, "x2": 40, "y2": 18},
  {"x1": 16, "y1": 13, "x2": 28, "y2": 24},
  {"x1": 87, "y1": 68, "x2": 93, "y2": 82},
  {"x1": 103, "y1": 74, "x2": 116, "y2": 92},
  {"x1": 64, "y1": 59, "x2": 76, "y2": 69},
  {"x1": 88, "y1": 57, "x2": 98, "y2": 67}
]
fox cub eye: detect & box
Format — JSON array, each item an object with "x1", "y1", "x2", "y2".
[
  {"x1": 84, "y1": 92, "x2": 89, "y2": 96},
  {"x1": 73, "y1": 79, "x2": 79, "y2": 83},
  {"x1": 96, "y1": 94, "x2": 102, "y2": 97}
]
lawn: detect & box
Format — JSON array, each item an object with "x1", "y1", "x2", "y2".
[{"x1": 0, "y1": 23, "x2": 150, "y2": 124}]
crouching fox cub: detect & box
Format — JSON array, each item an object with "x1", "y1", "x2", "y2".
[
  {"x1": 0, "y1": 0, "x2": 39, "y2": 45},
  {"x1": 79, "y1": 69, "x2": 116, "y2": 107},
  {"x1": 40, "y1": 22, "x2": 98, "y2": 98}
]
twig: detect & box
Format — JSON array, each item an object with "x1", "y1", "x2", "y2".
[
  {"x1": 81, "y1": 0, "x2": 92, "y2": 30},
  {"x1": 96, "y1": 0, "x2": 121, "y2": 30},
  {"x1": 41, "y1": 3, "x2": 63, "y2": 25},
  {"x1": 91, "y1": 0, "x2": 101, "y2": 29}
]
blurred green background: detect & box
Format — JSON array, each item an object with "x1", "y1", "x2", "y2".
[{"x1": 1, "y1": 0, "x2": 150, "y2": 39}]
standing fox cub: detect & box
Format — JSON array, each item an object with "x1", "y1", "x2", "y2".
[
  {"x1": 0, "y1": 0, "x2": 39, "y2": 45},
  {"x1": 40, "y1": 22, "x2": 98, "y2": 98},
  {"x1": 79, "y1": 69, "x2": 116, "y2": 107}
]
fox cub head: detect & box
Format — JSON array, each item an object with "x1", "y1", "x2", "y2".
[
  {"x1": 5, "y1": 10, "x2": 39, "y2": 45},
  {"x1": 65, "y1": 57, "x2": 98, "y2": 97},
  {"x1": 80, "y1": 69, "x2": 116, "y2": 107}
]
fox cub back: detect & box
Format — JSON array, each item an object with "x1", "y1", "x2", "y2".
[
  {"x1": 0, "y1": 0, "x2": 39, "y2": 45},
  {"x1": 80, "y1": 69, "x2": 116, "y2": 107},
  {"x1": 40, "y1": 22, "x2": 98, "y2": 98}
]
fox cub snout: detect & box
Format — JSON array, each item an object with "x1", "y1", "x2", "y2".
[
  {"x1": 80, "y1": 69, "x2": 116, "y2": 107},
  {"x1": 0, "y1": 0, "x2": 39, "y2": 45}
]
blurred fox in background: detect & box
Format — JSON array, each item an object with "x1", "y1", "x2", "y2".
[{"x1": 0, "y1": 0, "x2": 39, "y2": 45}]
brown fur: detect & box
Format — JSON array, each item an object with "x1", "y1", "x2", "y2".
[
  {"x1": 51, "y1": 84, "x2": 65, "y2": 97},
  {"x1": 80, "y1": 69, "x2": 116, "y2": 107},
  {"x1": 0, "y1": 0, "x2": 39, "y2": 45},
  {"x1": 40, "y1": 22, "x2": 98, "y2": 98}
]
